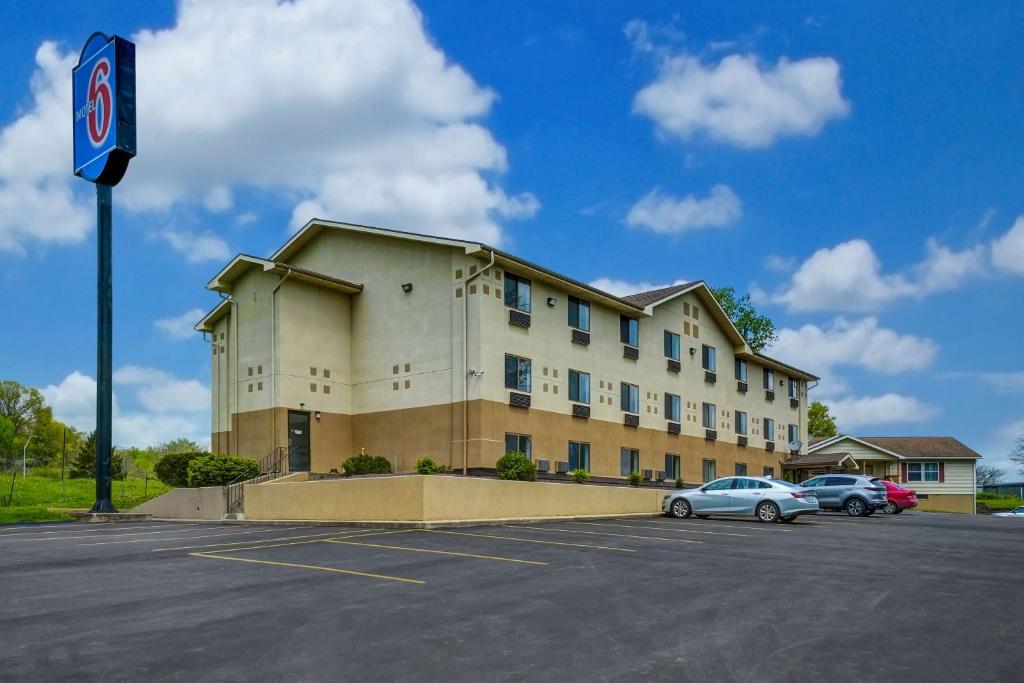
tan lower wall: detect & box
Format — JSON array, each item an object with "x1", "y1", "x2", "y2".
[
  {"x1": 131, "y1": 487, "x2": 227, "y2": 520},
  {"x1": 916, "y1": 494, "x2": 975, "y2": 514},
  {"x1": 244, "y1": 475, "x2": 665, "y2": 522}
]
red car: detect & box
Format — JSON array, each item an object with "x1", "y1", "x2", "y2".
[{"x1": 878, "y1": 479, "x2": 918, "y2": 513}]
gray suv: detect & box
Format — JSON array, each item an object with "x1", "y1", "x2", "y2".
[{"x1": 798, "y1": 475, "x2": 888, "y2": 516}]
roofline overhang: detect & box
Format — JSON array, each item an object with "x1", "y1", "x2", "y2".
[
  {"x1": 193, "y1": 298, "x2": 230, "y2": 333},
  {"x1": 206, "y1": 253, "x2": 363, "y2": 295},
  {"x1": 782, "y1": 453, "x2": 859, "y2": 469},
  {"x1": 808, "y1": 435, "x2": 907, "y2": 460}
]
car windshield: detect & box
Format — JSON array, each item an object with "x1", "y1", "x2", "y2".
[
  {"x1": 773, "y1": 480, "x2": 803, "y2": 490},
  {"x1": 1015, "y1": 507, "x2": 1024, "y2": 514}
]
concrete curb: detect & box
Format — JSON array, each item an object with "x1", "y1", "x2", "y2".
[
  {"x1": 68, "y1": 512, "x2": 154, "y2": 523},
  {"x1": 148, "y1": 512, "x2": 666, "y2": 528}
]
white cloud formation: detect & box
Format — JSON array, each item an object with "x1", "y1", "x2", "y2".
[
  {"x1": 827, "y1": 393, "x2": 940, "y2": 430},
  {"x1": 991, "y1": 216, "x2": 1024, "y2": 276},
  {"x1": 0, "y1": 0, "x2": 536, "y2": 254},
  {"x1": 42, "y1": 367, "x2": 209, "y2": 447},
  {"x1": 626, "y1": 184, "x2": 741, "y2": 234},
  {"x1": 157, "y1": 230, "x2": 231, "y2": 264},
  {"x1": 155, "y1": 308, "x2": 206, "y2": 340},
  {"x1": 630, "y1": 22, "x2": 849, "y2": 149},
  {"x1": 589, "y1": 277, "x2": 691, "y2": 298}
]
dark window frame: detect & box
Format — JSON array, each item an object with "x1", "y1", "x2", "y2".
[
  {"x1": 568, "y1": 369, "x2": 590, "y2": 404},
  {"x1": 504, "y1": 354, "x2": 532, "y2": 392},
  {"x1": 620, "y1": 382, "x2": 639, "y2": 413},
  {"x1": 568, "y1": 295, "x2": 590, "y2": 331},
  {"x1": 504, "y1": 432, "x2": 532, "y2": 458},
  {"x1": 702, "y1": 402, "x2": 716, "y2": 429},
  {"x1": 620, "y1": 315, "x2": 639, "y2": 347},
  {"x1": 735, "y1": 358, "x2": 747, "y2": 382},
  {"x1": 568, "y1": 441, "x2": 591, "y2": 472},
  {"x1": 664, "y1": 393, "x2": 681, "y2": 422},
  {"x1": 702, "y1": 345, "x2": 717, "y2": 373},
  {"x1": 503, "y1": 273, "x2": 531, "y2": 313},
  {"x1": 664, "y1": 330, "x2": 681, "y2": 360},
  {"x1": 735, "y1": 410, "x2": 748, "y2": 435}
]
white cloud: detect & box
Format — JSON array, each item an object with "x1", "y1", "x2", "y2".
[
  {"x1": 0, "y1": 0, "x2": 536, "y2": 253},
  {"x1": 991, "y1": 216, "x2": 1024, "y2": 276},
  {"x1": 630, "y1": 23, "x2": 849, "y2": 149},
  {"x1": 158, "y1": 230, "x2": 231, "y2": 264},
  {"x1": 961, "y1": 371, "x2": 1024, "y2": 395},
  {"x1": 828, "y1": 393, "x2": 940, "y2": 430},
  {"x1": 626, "y1": 184, "x2": 741, "y2": 234},
  {"x1": 589, "y1": 277, "x2": 691, "y2": 298},
  {"x1": 114, "y1": 365, "x2": 209, "y2": 413},
  {"x1": 999, "y1": 418, "x2": 1024, "y2": 441},
  {"x1": 763, "y1": 254, "x2": 796, "y2": 273},
  {"x1": 155, "y1": 308, "x2": 206, "y2": 340}
]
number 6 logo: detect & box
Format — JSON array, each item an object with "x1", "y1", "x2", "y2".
[{"x1": 87, "y1": 58, "x2": 112, "y2": 148}]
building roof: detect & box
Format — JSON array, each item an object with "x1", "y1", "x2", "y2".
[
  {"x1": 808, "y1": 434, "x2": 982, "y2": 460},
  {"x1": 782, "y1": 452, "x2": 858, "y2": 468},
  {"x1": 206, "y1": 254, "x2": 363, "y2": 294},
  {"x1": 621, "y1": 282, "x2": 700, "y2": 307}
]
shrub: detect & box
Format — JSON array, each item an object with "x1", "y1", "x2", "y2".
[
  {"x1": 495, "y1": 451, "x2": 536, "y2": 482},
  {"x1": 674, "y1": 478, "x2": 684, "y2": 489},
  {"x1": 571, "y1": 468, "x2": 590, "y2": 484},
  {"x1": 627, "y1": 471, "x2": 642, "y2": 487},
  {"x1": 154, "y1": 451, "x2": 204, "y2": 487},
  {"x1": 342, "y1": 454, "x2": 393, "y2": 476},
  {"x1": 186, "y1": 454, "x2": 259, "y2": 487},
  {"x1": 414, "y1": 457, "x2": 440, "y2": 474}
]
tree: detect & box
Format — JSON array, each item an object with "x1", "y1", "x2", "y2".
[
  {"x1": 808, "y1": 401, "x2": 838, "y2": 439},
  {"x1": 155, "y1": 438, "x2": 202, "y2": 455},
  {"x1": 0, "y1": 380, "x2": 47, "y2": 439},
  {"x1": 69, "y1": 431, "x2": 124, "y2": 480},
  {"x1": 0, "y1": 416, "x2": 14, "y2": 469},
  {"x1": 1010, "y1": 431, "x2": 1024, "y2": 476},
  {"x1": 975, "y1": 466, "x2": 1005, "y2": 487},
  {"x1": 710, "y1": 287, "x2": 777, "y2": 353}
]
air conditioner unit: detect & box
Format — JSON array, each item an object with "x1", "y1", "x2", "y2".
[
  {"x1": 642, "y1": 469, "x2": 653, "y2": 480},
  {"x1": 535, "y1": 459, "x2": 550, "y2": 472},
  {"x1": 555, "y1": 461, "x2": 569, "y2": 474},
  {"x1": 655, "y1": 470, "x2": 666, "y2": 481}
]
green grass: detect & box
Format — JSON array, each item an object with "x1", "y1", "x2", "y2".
[
  {"x1": 976, "y1": 492, "x2": 1024, "y2": 510},
  {"x1": 0, "y1": 467, "x2": 171, "y2": 524}
]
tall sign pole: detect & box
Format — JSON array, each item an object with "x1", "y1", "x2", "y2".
[{"x1": 72, "y1": 32, "x2": 136, "y2": 513}]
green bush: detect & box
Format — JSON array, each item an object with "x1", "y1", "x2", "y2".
[
  {"x1": 414, "y1": 457, "x2": 440, "y2": 474},
  {"x1": 495, "y1": 451, "x2": 536, "y2": 482},
  {"x1": 572, "y1": 468, "x2": 590, "y2": 484},
  {"x1": 154, "y1": 451, "x2": 204, "y2": 487},
  {"x1": 342, "y1": 454, "x2": 393, "y2": 476},
  {"x1": 627, "y1": 471, "x2": 642, "y2": 487},
  {"x1": 674, "y1": 478, "x2": 684, "y2": 489},
  {"x1": 186, "y1": 454, "x2": 259, "y2": 487}
]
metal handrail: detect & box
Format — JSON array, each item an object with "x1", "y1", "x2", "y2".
[{"x1": 225, "y1": 447, "x2": 290, "y2": 513}]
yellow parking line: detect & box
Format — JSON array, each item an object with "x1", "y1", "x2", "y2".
[
  {"x1": 190, "y1": 552, "x2": 425, "y2": 585},
  {"x1": 418, "y1": 528, "x2": 635, "y2": 552},
  {"x1": 325, "y1": 539, "x2": 548, "y2": 565},
  {"x1": 0, "y1": 523, "x2": 199, "y2": 537},
  {"x1": 16, "y1": 525, "x2": 214, "y2": 543},
  {"x1": 200, "y1": 529, "x2": 414, "y2": 554},
  {"x1": 569, "y1": 520, "x2": 749, "y2": 538},
  {"x1": 80, "y1": 527, "x2": 306, "y2": 546},
  {"x1": 506, "y1": 525, "x2": 702, "y2": 545},
  {"x1": 642, "y1": 518, "x2": 795, "y2": 532},
  {"x1": 151, "y1": 528, "x2": 376, "y2": 552}
]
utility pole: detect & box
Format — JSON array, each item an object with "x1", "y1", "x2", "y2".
[{"x1": 22, "y1": 435, "x2": 34, "y2": 479}]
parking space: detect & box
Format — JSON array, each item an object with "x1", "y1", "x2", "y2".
[{"x1": 2, "y1": 512, "x2": 1023, "y2": 681}]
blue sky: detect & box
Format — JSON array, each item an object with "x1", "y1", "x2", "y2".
[{"x1": 1, "y1": 1, "x2": 1021, "y2": 474}]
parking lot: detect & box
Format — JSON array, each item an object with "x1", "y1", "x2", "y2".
[{"x1": 1, "y1": 511, "x2": 1022, "y2": 681}]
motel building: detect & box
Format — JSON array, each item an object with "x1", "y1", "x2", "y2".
[
  {"x1": 782, "y1": 435, "x2": 981, "y2": 514},
  {"x1": 195, "y1": 220, "x2": 819, "y2": 486}
]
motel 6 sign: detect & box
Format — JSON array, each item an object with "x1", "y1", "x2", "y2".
[{"x1": 73, "y1": 32, "x2": 136, "y2": 185}]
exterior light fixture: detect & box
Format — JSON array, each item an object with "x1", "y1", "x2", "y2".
[
  {"x1": 547, "y1": 297, "x2": 557, "y2": 307},
  {"x1": 689, "y1": 347, "x2": 697, "y2": 356},
  {"x1": 315, "y1": 410, "x2": 321, "y2": 421},
  {"x1": 402, "y1": 282, "x2": 413, "y2": 293}
]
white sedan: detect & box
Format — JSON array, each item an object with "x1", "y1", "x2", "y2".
[{"x1": 993, "y1": 506, "x2": 1024, "y2": 518}]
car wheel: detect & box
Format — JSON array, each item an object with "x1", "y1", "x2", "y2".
[
  {"x1": 756, "y1": 501, "x2": 780, "y2": 523},
  {"x1": 892, "y1": 506, "x2": 904, "y2": 514},
  {"x1": 884, "y1": 501, "x2": 899, "y2": 514},
  {"x1": 669, "y1": 498, "x2": 692, "y2": 519},
  {"x1": 845, "y1": 498, "x2": 868, "y2": 517}
]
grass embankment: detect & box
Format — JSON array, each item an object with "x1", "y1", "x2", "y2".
[
  {"x1": 976, "y1": 492, "x2": 1024, "y2": 511},
  {"x1": 0, "y1": 467, "x2": 171, "y2": 524}
]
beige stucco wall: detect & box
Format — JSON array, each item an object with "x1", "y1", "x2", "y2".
[
  {"x1": 915, "y1": 494, "x2": 975, "y2": 514},
  {"x1": 244, "y1": 475, "x2": 665, "y2": 522},
  {"x1": 132, "y1": 487, "x2": 227, "y2": 520}
]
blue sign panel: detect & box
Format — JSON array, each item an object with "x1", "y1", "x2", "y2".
[{"x1": 72, "y1": 32, "x2": 136, "y2": 185}]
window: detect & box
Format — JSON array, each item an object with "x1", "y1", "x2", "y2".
[
  {"x1": 665, "y1": 453, "x2": 681, "y2": 480},
  {"x1": 702, "y1": 345, "x2": 717, "y2": 373},
  {"x1": 735, "y1": 463, "x2": 748, "y2": 476},
  {"x1": 763, "y1": 418, "x2": 775, "y2": 442},
  {"x1": 620, "y1": 383, "x2": 639, "y2": 413},
  {"x1": 568, "y1": 369, "x2": 590, "y2": 403},
  {"x1": 664, "y1": 331, "x2": 680, "y2": 360},
  {"x1": 504, "y1": 354, "x2": 531, "y2": 392},
  {"x1": 568, "y1": 441, "x2": 590, "y2": 471},
  {"x1": 763, "y1": 466, "x2": 775, "y2": 477},
  {"x1": 735, "y1": 411, "x2": 748, "y2": 435},
  {"x1": 788, "y1": 377, "x2": 799, "y2": 399},
  {"x1": 763, "y1": 368, "x2": 775, "y2": 390},
  {"x1": 702, "y1": 459, "x2": 718, "y2": 483},
  {"x1": 664, "y1": 393, "x2": 681, "y2": 422},
  {"x1": 907, "y1": 462, "x2": 940, "y2": 482},
  {"x1": 702, "y1": 402, "x2": 716, "y2": 429},
  {"x1": 735, "y1": 358, "x2": 747, "y2": 382},
  {"x1": 620, "y1": 447, "x2": 640, "y2": 476},
  {"x1": 865, "y1": 464, "x2": 875, "y2": 476},
  {"x1": 504, "y1": 273, "x2": 531, "y2": 312},
  {"x1": 568, "y1": 296, "x2": 590, "y2": 331},
  {"x1": 504, "y1": 433, "x2": 532, "y2": 458},
  {"x1": 788, "y1": 424, "x2": 799, "y2": 445},
  {"x1": 620, "y1": 316, "x2": 639, "y2": 347}
]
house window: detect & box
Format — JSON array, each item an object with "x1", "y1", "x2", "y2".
[
  {"x1": 735, "y1": 359, "x2": 747, "y2": 382},
  {"x1": 702, "y1": 345, "x2": 716, "y2": 373},
  {"x1": 735, "y1": 463, "x2": 748, "y2": 476},
  {"x1": 702, "y1": 458, "x2": 717, "y2": 483},
  {"x1": 664, "y1": 331, "x2": 680, "y2": 360},
  {"x1": 620, "y1": 447, "x2": 640, "y2": 476},
  {"x1": 702, "y1": 402, "x2": 716, "y2": 429},
  {"x1": 504, "y1": 354, "x2": 531, "y2": 392},
  {"x1": 735, "y1": 411, "x2": 748, "y2": 435},
  {"x1": 907, "y1": 462, "x2": 940, "y2": 482},
  {"x1": 664, "y1": 393, "x2": 681, "y2": 422},
  {"x1": 568, "y1": 441, "x2": 591, "y2": 472},
  {"x1": 620, "y1": 383, "x2": 639, "y2": 413},
  {"x1": 567, "y1": 296, "x2": 590, "y2": 331},
  {"x1": 568, "y1": 369, "x2": 590, "y2": 403},
  {"x1": 665, "y1": 453, "x2": 681, "y2": 480},
  {"x1": 788, "y1": 424, "x2": 799, "y2": 445},
  {"x1": 504, "y1": 433, "x2": 532, "y2": 458},
  {"x1": 764, "y1": 418, "x2": 775, "y2": 442},
  {"x1": 788, "y1": 377, "x2": 799, "y2": 399},
  {"x1": 763, "y1": 466, "x2": 775, "y2": 477},
  {"x1": 763, "y1": 368, "x2": 775, "y2": 390},
  {"x1": 620, "y1": 316, "x2": 639, "y2": 347},
  {"x1": 504, "y1": 273, "x2": 531, "y2": 312},
  {"x1": 866, "y1": 464, "x2": 875, "y2": 476}
]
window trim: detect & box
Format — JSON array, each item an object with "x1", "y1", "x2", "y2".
[
  {"x1": 504, "y1": 432, "x2": 532, "y2": 458},
  {"x1": 907, "y1": 461, "x2": 940, "y2": 483},
  {"x1": 788, "y1": 376, "x2": 799, "y2": 399},
  {"x1": 504, "y1": 354, "x2": 532, "y2": 392},
  {"x1": 665, "y1": 453, "x2": 681, "y2": 480},
  {"x1": 702, "y1": 344, "x2": 717, "y2": 373},
  {"x1": 568, "y1": 295, "x2": 590, "y2": 331},
  {"x1": 665, "y1": 392, "x2": 681, "y2": 422},
  {"x1": 620, "y1": 382, "x2": 639, "y2": 414},
  {"x1": 568, "y1": 441, "x2": 591, "y2": 472},
  {"x1": 763, "y1": 417, "x2": 775, "y2": 442},
  {"x1": 568, "y1": 369, "x2": 590, "y2": 404},
  {"x1": 701, "y1": 458, "x2": 717, "y2": 483},
  {"x1": 664, "y1": 330, "x2": 681, "y2": 360},
  {"x1": 503, "y1": 273, "x2": 531, "y2": 313},
  {"x1": 763, "y1": 367, "x2": 775, "y2": 390},
  {"x1": 701, "y1": 402, "x2": 716, "y2": 429},
  {"x1": 735, "y1": 410, "x2": 748, "y2": 435},
  {"x1": 620, "y1": 315, "x2": 639, "y2": 347},
  {"x1": 735, "y1": 358, "x2": 747, "y2": 382},
  {"x1": 620, "y1": 447, "x2": 640, "y2": 476}
]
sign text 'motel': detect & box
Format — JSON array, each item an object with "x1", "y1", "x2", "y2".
[{"x1": 73, "y1": 32, "x2": 136, "y2": 185}]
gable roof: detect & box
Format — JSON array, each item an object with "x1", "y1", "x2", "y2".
[
  {"x1": 782, "y1": 452, "x2": 858, "y2": 468},
  {"x1": 808, "y1": 434, "x2": 982, "y2": 460},
  {"x1": 206, "y1": 254, "x2": 363, "y2": 294},
  {"x1": 621, "y1": 282, "x2": 699, "y2": 307}
]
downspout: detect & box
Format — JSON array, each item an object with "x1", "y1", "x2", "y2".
[
  {"x1": 218, "y1": 293, "x2": 239, "y2": 455},
  {"x1": 462, "y1": 250, "x2": 495, "y2": 476},
  {"x1": 202, "y1": 331, "x2": 220, "y2": 446},
  {"x1": 270, "y1": 270, "x2": 293, "y2": 455}
]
